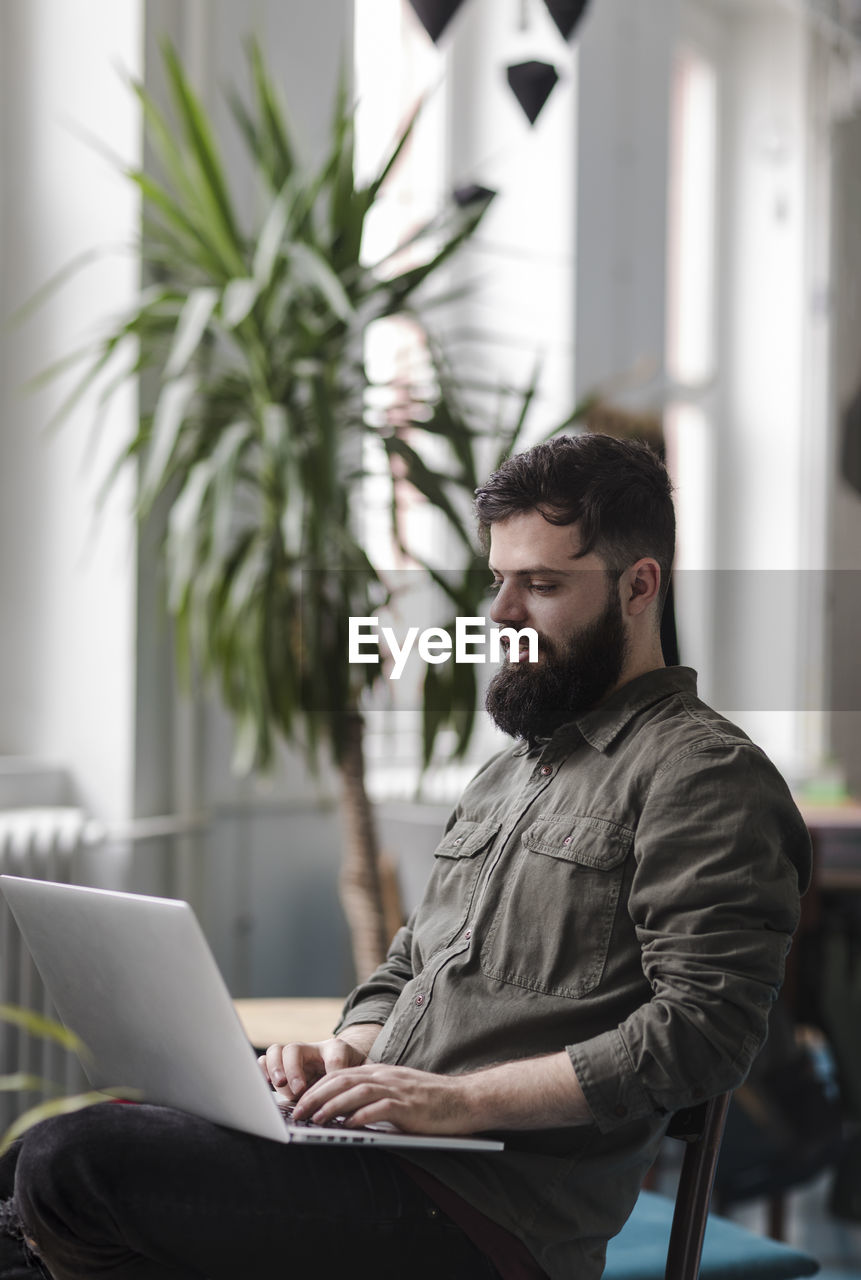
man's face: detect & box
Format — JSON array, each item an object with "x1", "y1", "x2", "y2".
[{"x1": 484, "y1": 512, "x2": 628, "y2": 741}]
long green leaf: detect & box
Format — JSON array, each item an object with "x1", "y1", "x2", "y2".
[
  {"x1": 221, "y1": 279, "x2": 260, "y2": 330},
  {"x1": 0, "y1": 1072, "x2": 64, "y2": 1096},
  {"x1": 380, "y1": 197, "x2": 494, "y2": 309},
  {"x1": 166, "y1": 461, "x2": 215, "y2": 611},
  {"x1": 209, "y1": 423, "x2": 255, "y2": 561},
  {"x1": 383, "y1": 436, "x2": 473, "y2": 553},
  {"x1": 366, "y1": 98, "x2": 423, "y2": 202},
  {"x1": 252, "y1": 185, "x2": 293, "y2": 288},
  {"x1": 0, "y1": 1005, "x2": 89, "y2": 1057},
  {"x1": 162, "y1": 43, "x2": 245, "y2": 271},
  {"x1": 131, "y1": 79, "x2": 208, "y2": 216},
  {"x1": 165, "y1": 288, "x2": 219, "y2": 378},
  {"x1": 127, "y1": 168, "x2": 222, "y2": 274},
  {"x1": 249, "y1": 39, "x2": 295, "y2": 190},
  {"x1": 226, "y1": 87, "x2": 260, "y2": 165},
  {"x1": 132, "y1": 75, "x2": 243, "y2": 279},
  {"x1": 140, "y1": 373, "x2": 198, "y2": 509},
  {"x1": 289, "y1": 243, "x2": 355, "y2": 323}
]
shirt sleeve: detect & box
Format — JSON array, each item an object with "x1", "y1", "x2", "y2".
[
  {"x1": 333, "y1": 912, "x2": 418, "y2": 1034},
  {"x1": 567, "y1": 741, "x2": 812, "y2": 1134}
]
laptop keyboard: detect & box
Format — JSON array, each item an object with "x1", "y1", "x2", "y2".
[
  {"x1": 277, "y1": 1101, "x2": 349, "y2": 1130},
  {"x1": 275, "y1": 1099, "x2": 398, "y2": 1140}
]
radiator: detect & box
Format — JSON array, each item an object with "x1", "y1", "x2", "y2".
[{"x1": 0, "y1": 808, "x2": 91, "y2": 1132}]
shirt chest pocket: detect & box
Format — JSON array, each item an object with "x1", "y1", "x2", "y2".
[
  {"x1": 480, "y1": 815, "x2": 633, "y2": 999},
  {"x1": 412, "y1": 818, "x2": 501, "y2": 963}
]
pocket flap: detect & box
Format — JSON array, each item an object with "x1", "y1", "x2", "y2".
[
  {"x1": 434, "y1": 818, "x2": 501, "y2": 859},
  {"x1": 521, "y1": 814, "x2": 632, "y2": 869}
]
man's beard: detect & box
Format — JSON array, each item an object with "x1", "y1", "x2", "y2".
[{"x1": 485, "y1": 588, "x2": 628, "y2": 742}]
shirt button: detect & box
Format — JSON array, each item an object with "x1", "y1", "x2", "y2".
[
  {"x1": 465, "y1": 929, "x2": 472, "y2": 940},
  {"x1": 614, "y1": 1104, "x2": 628, "y2": 1118},
  {"x1": 540, "y1": 765, "x2": 553, "y2": 776},
  {"x1": 562, "y1": 836, "x2": 572, "y2": 845},
  {"x1": 415, "y1": 994, "x2": 425, "y2": 1006}
]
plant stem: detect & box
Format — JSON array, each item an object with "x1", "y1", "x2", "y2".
[{"x1": 337, "y1": 710, "x2": 391, "y2": 981}]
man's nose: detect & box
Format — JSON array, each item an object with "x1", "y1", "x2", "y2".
[{"x1": 489, "y1": 583, "x2": 527, "y2": 626}]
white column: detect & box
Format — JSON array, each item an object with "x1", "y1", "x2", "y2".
[
  {"x1": 0, "y1": 0, "x2": 144, "y2": 823},
  {"x1": 710, "y1": 3, "x2": 818, "y2": 776},
  {"x1": 573, "y1": 0, "x2": 677, "y2": 405}
]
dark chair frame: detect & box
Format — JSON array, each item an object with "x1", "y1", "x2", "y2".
[{"x1": 664, "y1": 1092, "x2": 731, "y2": 1280}]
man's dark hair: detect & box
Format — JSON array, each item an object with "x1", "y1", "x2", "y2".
[{"x1": 474, "y1": 433, "x2": 675, "y2": 605}]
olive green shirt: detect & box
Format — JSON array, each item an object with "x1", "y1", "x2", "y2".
[{"x1": 335, "y1": 667, "x2": 811, "y2": 1280}]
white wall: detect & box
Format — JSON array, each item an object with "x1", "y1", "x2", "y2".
[{"x1": 0, "y1": 0, "x2": 143, "y2": 823}]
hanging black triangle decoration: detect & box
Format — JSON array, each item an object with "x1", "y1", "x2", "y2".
[
  {"x1": 407, "y1": 0, "x2": 467, "y2": 43},
  {"x1": 506, "y1": 61, "x2": 559, "y2": 126},
  {"x1": 542, "y1": 0, "x2": 590, "y2": 41},
  {"x1": 453, "y1": 183, "x2": 496, "y2": 207}
]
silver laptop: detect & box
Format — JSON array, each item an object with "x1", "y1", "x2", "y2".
[{"x1": 0, "y1": 876, "x2": 502, "y2": 1152}]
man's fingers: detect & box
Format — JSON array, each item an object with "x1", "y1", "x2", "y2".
[
  {"x1": 262, "y1": 1043, "x2": 315, "y2": 1096},
  {"x1": 263, "y1": 1044, "x2": 289, "y2": 1090},
  {"x1": 298, "y1": 1080, "x2": 383, "y2": 1125},
  {"x1": 282, "y1": 1043, "x2": 331, "y2": 1097},
  {"x1": 260, "y1": 1039, "x2": 360, "y2": 1102},
  {"x1": 294, "y1": 1066, "x2": 382, "y2": 1117}
]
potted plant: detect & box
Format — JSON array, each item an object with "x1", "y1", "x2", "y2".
[{"x1": 45, "y1": 42, "x2": 573, "y2": 980}]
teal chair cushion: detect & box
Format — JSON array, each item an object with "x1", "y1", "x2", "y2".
[{"x1": 604, "y1": 1190, "x2": 820, "y2": 1280}]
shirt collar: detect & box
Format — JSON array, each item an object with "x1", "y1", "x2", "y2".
[
  {"x1": 570, "y1": 666, "x2": 699, "y2": 752},
  {"x1": 510, "y1": 667, "x2": 699, "y2": 758}
]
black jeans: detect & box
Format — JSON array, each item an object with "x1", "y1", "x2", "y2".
[{"x1": 1, "y1": 1102, "x2": 502, "y2": 1279}]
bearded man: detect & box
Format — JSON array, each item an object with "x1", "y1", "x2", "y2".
[{"x1": 3, "y1": 434, "x2": 810, "y2": 1280}]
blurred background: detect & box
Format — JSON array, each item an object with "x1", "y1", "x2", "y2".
[{"x1": 1, "y1": 0, "x2": 861, "y2": 1266}]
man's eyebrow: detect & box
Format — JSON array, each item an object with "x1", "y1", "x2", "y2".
[{"x1": 486, "y1": 564, "x2": 576, "y2": 576}]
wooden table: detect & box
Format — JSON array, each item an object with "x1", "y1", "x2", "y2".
[{"x1": 233, "y1": 997, "x2": 345, "y2": 1050}]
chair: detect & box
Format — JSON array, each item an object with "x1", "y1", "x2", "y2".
[{"x1": 603, "y1": 1093, "x2": 821, "y2": 1280}]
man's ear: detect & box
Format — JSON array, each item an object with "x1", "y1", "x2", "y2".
[{"x1": 625, "y1": 559, "x2": 661, "y2": 616}]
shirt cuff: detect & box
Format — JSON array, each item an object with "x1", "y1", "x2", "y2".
[
  {"x1": 334, "y1": 999, "x2": 395, "y2": 1036},
  {"x1": 567, "y1": 1028, "x2": 655, "y2": 1134}
]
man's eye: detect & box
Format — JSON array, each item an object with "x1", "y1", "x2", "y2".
[
  {"x1": 487, "y1": 581, "x2": 502, "y2": 593},
  {"x1": 529, "y1": 583, "x2": 556, "y2": 594}
]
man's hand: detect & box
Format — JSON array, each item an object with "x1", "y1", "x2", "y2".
[
  {"x1": 258, "y1": 1023, "x2": 382, "y2": 1101},
  {"x1": 291, "y1": 1050, "x2": 594, "y2": 1133},
  {"x1": 292, "y1": 1062, "x2": 469, "y2": 1133}
]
